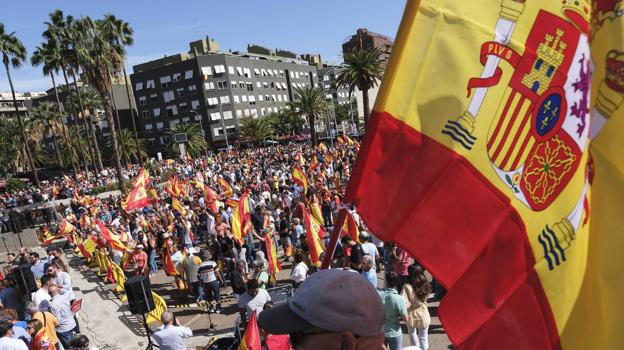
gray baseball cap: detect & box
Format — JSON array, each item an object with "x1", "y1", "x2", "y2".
[{"x1": 258, "y1": 269, "x2": 384, "y2": 337}]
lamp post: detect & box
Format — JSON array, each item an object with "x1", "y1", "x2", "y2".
[
  {"x1": 348, "y1": 90, "x2": 356, "y2": 136},
  {"x1": 190, "y1": 109, "x2": 209, "y2": 159}
]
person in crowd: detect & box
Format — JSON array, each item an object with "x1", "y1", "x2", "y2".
[
  {"x1": 258, "y1": 269, "x2": 385, "y2": 350},
  {"x1": 68, "y1": 334, "x2": 97, "y2": 350},
  {"x1": 48, "y1": 285, "x2": 76, "y2": 348},
  {"x1": 146, "y1": 233, "x2": 158, "y2": 277},
  {"x1": 253, "y1": 252, "x2": 270, "y2": 289},
  {"x1": 46, "y1": 264, "x2": 72, "y2": 298},
  {"x1": 401, "y1": 265, "x2": 431, "y2": 350},
  {"x1": 32, "y1": 276, "x2": 53, "y2": 311},
  {"x1": 132, "y1": 245, "x2": 148, "y2": 276},
  {"x1": 389, "y1": 243, "x2": 413, "y2": 293},
  {"x1": 361, "y1": 255, "x2": 377, "y2": 288},
  {"x1": 152, "y1": 311, "x2": 192, "y2": 350},
  {"x1": 25, "y1": 302, "x2": 60, "y2": 350},
  {"x1": 290, "y1": 251, "x2": 308, "y2": 289},
  {"x1": 230, "y1": 261, "x2": 248, "y2": 300},
  {"x1": 47, "y1": 250, "x2": 68, "y2": 274},
  {"x1": 17, "y1": 248, "x2": 30, "y2": 266},
  {"x1": 359, "y1": 232, "x2": 379, "y2": 268},
  {"x1": 25, "y1": 319, "x2": 55, "y2": 350},
  {"x1": 197, "y1": 252, "x2": 224, "y2": 314},
  {"x1": 183, "y1": 248, "x2": 202, "y2": 302},
  {"x1": 0, "y1": 278, "x2": 24, "y2": 320},
  {"x1": 29, "y1": 253, "x2": 47, "y2": 280},
  {"x1": 238, "y1": 279, "x2": 271, "y2": 323},
  {"x1": 6, "y1": 254, "x2": 18, "y2": 268},
  {"x1": 378, "y1": 272, "x2": 407, "y2": 350},
  {"x1": 0, "y1": 320, "x2": 27, "y2": 350},
  {"x1": 0, "y1": 311, "x2": 30, "y2": 344}
]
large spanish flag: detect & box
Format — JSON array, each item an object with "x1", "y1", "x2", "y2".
[
  {"x1": 231, "y1": 192, "x2": 252, "y2": 244},
  {"x1": 291, "y1": 165, "x2": 309, "y2": 195},
  {"x1": 132, "y1": 166, "x2": 151, "y2": 189},
  {"x1": 300, "y1": 203, "x2": 325, "y2": 267},
  {"x1": 345, "y1": 1, "x2": 605, "y2": 349},
  {"x1": 122, "y1": 182, "x2": 150, "y2": 211},
  {"x1": 238, "y1": 311, "x2": 261, "y2": 350}
]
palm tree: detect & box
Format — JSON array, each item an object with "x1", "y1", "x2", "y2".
[
  {"x1": 99, "y1": 14, "x2": 142, "y2": 165},
  {"x1": 30, "y1": 102, "x2": 65, "y2": 167},
  {"x1": 109, "y1": 129, "x2": 147, "y2": 164},
  {"x1": 0, "y1": 23, "x2": 40, "y2": 185},
  {"x1": 43, "y1": 10, "x2": 91, "y2": 176},
  {"x1": 167, "y1": 124, "x2": 207, "y2": 157},
  {"x1": 289, "y1": 86, "x2": 326, "y2": 146},
  {"x1": 70, "y1": 16, "x2": 126, "y2": 190},
  {"x1": 332, "y1": 48, "x2": 385, "y2": 127},
  {"x1": 31, "y1": 42, "x2": 80, "y2": 173},
  {"x1": 267, "y1": 110, "x2": 305, "y2": 136},
  {"x1": 239, "y1": 117, "x2": 274, "y2": 144}
]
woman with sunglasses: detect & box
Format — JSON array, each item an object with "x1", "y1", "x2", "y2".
[{"x1": 26, "y1": 319, "x2": 55, "y2": 350}]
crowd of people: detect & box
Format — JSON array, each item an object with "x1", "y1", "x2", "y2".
[{"x1": 0, "y1": 140, "x2": 440, "y2": 350}]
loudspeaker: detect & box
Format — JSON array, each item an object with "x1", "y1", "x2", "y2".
[
  {"x1": 124, "y1": 276, "x2": 155, "y2": 314},
  {"x1": 14, "y1": 264, "x2": 37, "y2": 295}
]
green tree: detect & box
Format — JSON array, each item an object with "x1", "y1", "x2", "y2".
[
  {"x1": 31, "y1": 42, "x2": 79, "y2": 173},
  {"x1": 70, "y1": 16, "x2": 126, "y2": 190},
  {"x1": 99, "y1": 14, "x2": 142, "y2": 165},
  {"x1": 239, "y1": 117, "x2": 274, "y2": 144},
  {"x1": 30, "y1": 102, "x2": 65, "y2": 167},
  {"x1": 332, "y1": 48, "x2": 385, "y2": 127},
  {"x1": 267, "y1": 110, "x2": 305, "y2": 136},
  {"x1": 289, "y1": 86, "x2": 327, "y2": 146},
  {"x1": 0, "y1": 23, "x2": 40, "y2": 185},
  {"x1": 167, "y1": 124, "x2": 207, "y2": 157},
  {"x1": 0, "y1": 118, "x2": 22, "y2": 177},
  {"x1": 109, "y1": 128, "x2": 147, "y2": 164}
]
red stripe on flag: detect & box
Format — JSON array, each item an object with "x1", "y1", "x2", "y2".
[
  {"x1": 346, "y1": 111, "x2": 560, "y2": 350},
  {"x1": 490, "y1": 96, "x2": 526, "y2": 162},
  {"x1": 498, "y1": 108, "x2": 532, "y2": 170},
  {"x1": 508, "y1": 110, "x2": 536, "y2": 171},
  {"x1": 487, "y1": 90, "x2": 516, "y2": 151}
]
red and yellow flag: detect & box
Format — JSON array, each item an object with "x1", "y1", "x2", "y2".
[
  {"x1": 308, "y1": 154, "x2": 319, "y2": 173},
  {"x1": 342, "y1": 210, "x2": 359, "y2": 243},
  {"x1": 44, "y1": 219, "x2": 76, "y2": 245},
  {"x1": 264, "y1": 234, "x2": 281, "y2": 275},
  {"x1": 345, "y1": 1, "x2": 606, "y2": 349},
  {"x1": 300, "y1": 203, "x2": 325, "y2": 266},
  {"x1": 132, "y1": 166, "x2": 151, "y2": 189},
  {"x1": 161, "y1": 246, "x2": 179, "y2": 276},
  {"x1": 231, "y1": 192, "x2": 252, "y2": 244},
  {"x1": 291, "y1": 165, "x2": 309, "y2": 195},
  {"x1": 171, "y1": 198, "x2": 187, "y2": 217},
  {"x1": 78, "y1": 236, "x2": 98, "y2": 259},
  {"x1": 165, "y1": 176, "x2": 184, "y2": 198},
  {"x1": 218, "y1": 177, "x2": 234, "y2": 197},
  {"x1": 96, "y1": 219, "x2": 127, "y2": 253},
  {"x1": 122, "y1": 183, "x2": 150, "y2": 211},
  {"x1": 238, "y1": 311, "x2": 261, "y2": 350}
]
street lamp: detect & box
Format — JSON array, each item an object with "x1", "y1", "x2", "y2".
[
  {"x1": 190, "y1": 109, "x2": 209, "y2": 158},
  {"x1": 218, "y1": 101, "x2": 229, "y2": 150}
]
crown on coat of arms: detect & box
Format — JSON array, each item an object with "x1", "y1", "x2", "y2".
[
  {"x1": 605, "y1": 50, "x2": 624, "y2": 93},
  {"x1": 562, "y1": 0, "x2": 591, "y2": 32}
]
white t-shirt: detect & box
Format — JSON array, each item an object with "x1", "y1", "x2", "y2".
[
  {"x1": 198, "y1": 261, "x2": 218, "y2": 283},
  {"x1": 291, "y1": 262, "x2": 308, "y2": 283},
  {"x1": 361, "y1": 242, "x2": 378, "y2": 265},
  {"x1": 238, "y1": 289, "x2": 271, "y2": 317},
  {"x1": 0, "y1": 336, "x2": 28, "y2": 350},
  {"x1": 32, "y1": 288, "x2": 51, "y2": 310}
]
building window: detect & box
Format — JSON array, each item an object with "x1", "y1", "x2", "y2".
[
  {"x1": 150, "y1": 93, "x2": 158, "y2": 102},
  {"x1": 182, "y1": 117, "x2": 190, "y2": 125},
  {"x1": 179, "y1": 102, "x2": 189, "y2": 111},
  {"x1": 147, "y1": 137, "x2": 156, "y2": 145},
  {"x1": 191, "y1": 100, "x2": 200, "y2": 109},
  {"x1": 210, "y1": 112, "x2": 221, "y2": 121},
  {"x1": 256, "y1": 82, "x2": 262, "y2": 88},
  {"x1": 142, "y1": 111, "x2": 150, "y2": 119},
  {"x1": 172, "y1": 73, "x2": 181, "y2": 82},
  {"x1": 233, "y1": 95, "x2": 240, "y2": 104},
  {"x1": 194, "y1": 113, "x2": 202, "y2": 121},
  {"x1": 246, "y1": 83, "x2": 254, "y2": 92},
  {"x1": 258, "y1": 95, "x2": 264, "y2": 102},
  {"x1": 160, "y1": 136, "x2": 169, "y2": 144},
  {"x1": 263, "y1": 82, "x2": 268, "y2": 89},
  {"x1": 166, "y1": 105, "x2": 178, "y2": 117},
  {"x1": 146, "y1": 80, "x2": 155, "y2": 89},
  {"x1": 145, "y1": 123, "x2": 153, "y2": 131},
  {"x1": 244, "y1": 109, "x2": 250, "y2": 117},
  {"x1": 185, "y1": 70, "x2": 194, "y2": 79},
  {"x1": 188, "y1": 85, "x2": 198, "y2": 94},
  {"x1": 201, "y1": 66, "x2": 213, "y2": 79},
  {"x1": 176, "y1": 87, "x2": 185, "y2": 97},
  {"x1": 277, "y1": 95, "x2": 282, "y2": 102},
  {"x1": 169, "y1": 119, "x2": 180, "y2": 129},
  {"x1": 223, "y1": 110, "x2": 233, "y2": 120},
  {"x1": 156, "y1": 122, "x2": 164, "y2": 129},
  {"x1": 160, "y1": 76, "x2": 172, "y2": 88},
  {"x1": 236, "y1": 110, "x2": 242, "y2": 117},
  {"x1": 207, "y1": 97, "x2": 219, "y2": 106},
  {"x1": 228, "y1": 66, "x2": 235, "y2": 75},
  {"x1": 139, "y1": 96, "x2": 146, "y2": 106},
  {"x1": 261, "y1": 108, "x2": 266, "y2": 116},
  {"x1": 250, "y1": 109, "x2": 258, "y2": 118},
  {"x1": 217, "y1": 81, "x2": 228, "y2": 90},
  {"x1": 205, "y1": 82, "x2": 215, "y2": 90},
  {"x1": 153, "y1": 108, "x2": 161, "y2": 117},
  {"x1": 236, "y1": 67, "x2": 243, "y2": 76},
  {"x1": 230, "y1": 80, "x2": 237, "y2": 89},
  {"x1": 135, "y1": 82, "x2": 143, "y2": 91},
  {"x1": 214, "y1": 65, "x2": 226, "y2": 74},
  {"x1": 163, "y1": 91, "x2": 175, "y2": 103},
  {"x1": 243, "y1": 68, "x2": 251, "y2": 78},
  {"x1": 212, "y1": 127, "x2": 223, "y2": 136},
  {"x1": 220, "y1": 95, "x2": 231, "y2": 104},
  {"x1": 254, "y1": 68, "x2": 261, "y2": 75},
  {"x1": 241, "y1": 95, "x2": 248, "y2": 103},
  {"x1": 239, "y1": 82, "x2": 244, "y2": 89}
]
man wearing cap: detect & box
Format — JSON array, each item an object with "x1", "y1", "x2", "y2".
[{"x1": 258, "y1": 269, "x2": 385, "y2": 349}]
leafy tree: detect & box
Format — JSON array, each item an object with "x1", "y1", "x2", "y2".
[
  {"x1": 332, "y1": 48, "x2": 385, "y2": 127},
  {"x1": 239, "y1": 117, "x2": 274, "y2": 144},
  {"x1": 167, "y1": 124, "x2": 207, "y2": 157},
  {"x1": 0, "y1": 23, "x2": 40, "y2": 185},
  {"x1": 30, "y1": 102, "x2": 65, "y2": 167},
  {"x1": 289, "y1": 86, "x2": 327, "y2": 145},
  {"x1": 108, "y1": 128, "x2": 147, "y2": 164}
]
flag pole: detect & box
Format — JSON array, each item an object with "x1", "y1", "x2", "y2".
[{"x1": 321, "y1": 208, "x2": 348, "y2": 269}]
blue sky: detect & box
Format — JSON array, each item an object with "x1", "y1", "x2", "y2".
[{"x1": 1, "y1": 0, "x2": 406, "y2": 92}]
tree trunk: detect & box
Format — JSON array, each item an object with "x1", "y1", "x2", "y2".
[
  {"x1": 71, "y1": 69, "x2": 103, "y2": 173},
  {"x1": 123, "y1": 66, "x2": 143, "y2": 165},
  {"x1": 51, "y1": 74, "x2": 79, "y2": 175},
  {"x1": 102, "y1": 94, "x2": 125, "y2": 192},
  {"x1": 362, "y1": 87, "x2": 370, "y2": 128},
  {"x1": 62, "y1": 68, "x2": 89, "y2": 178},
  {"x1": 309, "y1": 114, "x2": 317, "y2": 146},
  {"x1": 52, "y1": 131, "x2": 63, "y2": 167},
  {"x1": 5, "y1": 62, "x2": 40, "y2": 186}
]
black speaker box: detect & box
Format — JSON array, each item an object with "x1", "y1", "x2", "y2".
[
  {"x1": 14, "y1": 264, "x2": 37, "y2": 295},
  {"x1": 124, "y1": 275, "x2": 155, "y2": 314}
]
